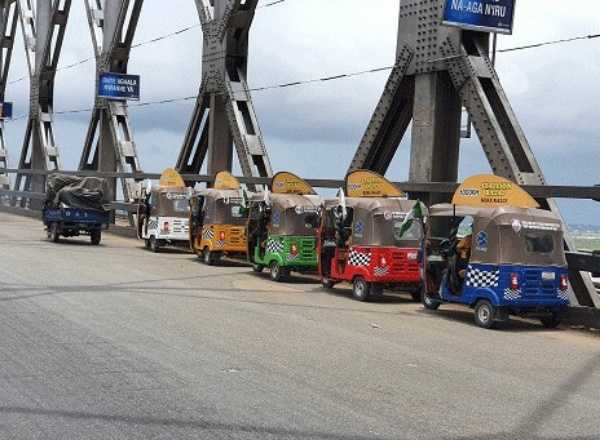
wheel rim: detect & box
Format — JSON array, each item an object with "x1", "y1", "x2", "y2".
[
  {"x1": 204, "y1": 249, "x2": 210, "y2": 263},
  {"x1": 271, "y1": 264, "x2": 279, "y2": 279},
  {"x1": 355, "y1": 280, "x2": 365, "y2": 298},
  {"x1": 478, "y1": 304, "x2": 491, "y2": 324}
]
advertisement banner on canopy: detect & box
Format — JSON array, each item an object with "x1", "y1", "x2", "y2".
[
  {"x1": 442, "y1": 0, "x2": 516, "y2": 35},
  {"x1": 159, "y1": 168, "x2": 186, "y2": 189},
  {"x1": 345, "y1": 170, "x2": 405, "y2": 198},
  {"x1": 272, "y1": 172, "x2": 315, "y2": 195},
  {"x1": 452, "y1": 174, "x2": 539, "y2": 209},
  {"x1": 214, "y1": 171, "x2": 241, "y2": 190},
  {"x1": 98, "y1": 73, "x2": 140, "y2": 101}
]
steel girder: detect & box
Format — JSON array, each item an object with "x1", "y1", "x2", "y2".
[
  {"x1": 176, "y1": 0, "x2": 272, "y2": 181},
  {"x1": 0, "y1": 0, "x2": 17, "y2": 192},
  {"x1": 13, "y1": 0, "x2": 70, "y2": 206},
  {"x1": 349, "y1": 0, "x2": 598, "y2": 307},
  {"x1": 79, "y1": 0, "x2": 143, "y2": 203}
]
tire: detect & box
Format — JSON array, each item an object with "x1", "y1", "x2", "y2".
[
  {"x1": 322, "y1": 278, "x2": 336, "y2": 289},
  {"x1": 203, "y1": 248, "x2": 213, "y2": 265},
  {"x1": 90, "y1": 230, "x2": 101, "y2": 246},
  {"x1": 270, "y1": 261, "x2": 287, "y2": 282},
  {"x1": 422, "y1": 290, "x2": 441, "y2": 310},
  {"x1": 370, "y1": 283, "x2": 384, "y2": 298},
  {"x1": 352, "y1": 277, "x2": 371, "y2": 302},
  {"x1": 474, "y1": 300, "x2": 496, "y2": 329},
  {"x1": 50, "y1": 222, "x2": 60, "y2": 243},
  {"x1": 410, "y1": 289, "x2": 422, "y2": 302},
  {"x1": 252, "y1": 263, "x2": 264, "y2": 273},
  {"x1": 144, "y1": 239, "x2": 150, "y2": 249},
  {"x1": 150, "y1": 236, "x2": 160, "y2": 253},
  {"x1": 540, "y1": 313, "x2": 562, "y2": 329}
]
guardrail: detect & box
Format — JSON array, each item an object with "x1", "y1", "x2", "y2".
[{"x1": 3, "y1": 168, "x2": 600, "y2": 201}]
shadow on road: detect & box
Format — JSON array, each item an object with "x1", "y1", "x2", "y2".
[{"x1": 0, "y1": 405, "x2": 390, "y2": 440}]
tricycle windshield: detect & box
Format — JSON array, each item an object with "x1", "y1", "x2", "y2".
[
  {"x1": 497, "y1": 226, "x2": 566, "y2": 266},
  {"x1": 523, "y1": 231, "x2": 555, "y2": 254},
  {"x1": 155, "y1": 192, "x2": 190, "y2": 217},
  {"x1": 373, "y1": 215, "x2": 423, "y2": 246},
  {"x1": 214, "y1": 200, "x2": 247, "y2": 226}
]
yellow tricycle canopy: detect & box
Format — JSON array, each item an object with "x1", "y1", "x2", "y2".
[
  {"x1": 213, "y1": 171, "x2": 241, "y2": 190},
  {"x1": 345, "y1": 170, "x2": 405, "y2": 198},
  {"x1": 271, "y1": 172, "x2": 316, "y2": 195},
  {"x1": 452, "y1": 174, "x2": 539, "y2": 209},
  {"x1": 158, "y1": 168, "x2": 186, "y2": 189}
]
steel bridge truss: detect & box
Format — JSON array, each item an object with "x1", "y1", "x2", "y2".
[
  {"x1": 349, "y1": 0, "x2": 598, "y2": 308},
  {"x1": 12, "y1": 0, "x2": 71, "y2": 206},
  {"x1": 79, "y1": 0, "x2": 143, "y2": 202},
  {"x1": 176, "y1": 0, "x2": 272, "y2": 182},
  {"x1": 0, "y1": 0, "x2": 17, "y2": 192}
]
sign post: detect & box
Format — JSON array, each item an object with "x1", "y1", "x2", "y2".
[
  {"x1": 442, "y1": 0, "x2": 516, "y2": 34},
  {"x1": 98, "y1": 73, "x2": 140, "y2": 101}
]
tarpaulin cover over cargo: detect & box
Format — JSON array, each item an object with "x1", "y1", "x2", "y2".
[{"x1": 45, "y1": 174, "x2": 109, "y2": 211}]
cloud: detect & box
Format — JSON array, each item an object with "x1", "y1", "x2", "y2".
[{"x1": 2, "y1": 0, "x2": 599, "y2": 224}]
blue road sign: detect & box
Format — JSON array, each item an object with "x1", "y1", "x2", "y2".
[
  {"x1": 0, "y1": 102, "x2": 13, "y2": 119},
  {"x1": 98, "y1": 73, "x2": 140, "y2": 101},
  {"x1": 442, "y1": 0, "x2": 516, "y2": 34}
]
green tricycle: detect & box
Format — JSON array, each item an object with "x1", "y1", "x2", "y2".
[{"x1": 247, "y1": 172, "x2": 322, "y2": 282}]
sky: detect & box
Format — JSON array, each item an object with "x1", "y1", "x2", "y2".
[{"x1": 3, "y1": 0, "x2": 600, "y2": 224}]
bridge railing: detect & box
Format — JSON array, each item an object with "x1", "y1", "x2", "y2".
[{"x1": 3, "y1": 168, "x2": 600, "y2": 208}]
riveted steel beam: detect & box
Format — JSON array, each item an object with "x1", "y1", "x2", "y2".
[
  {"x1": 80, "y1": 0, "x2": 143, "y2": 203},
  {"x1": 177, "y1": 0, "x2": 272, "y2": 183},
  {"x1": 0, "y1": 0, "x2": 17, "y2": 195},
  {"x1": 349, "y1": 0, "x2": 598, "y2": 307},
  {"x1": 13, "y1": 0, "x2": 70, "y2": 207}
]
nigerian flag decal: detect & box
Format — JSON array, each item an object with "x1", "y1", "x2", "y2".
[{"x1": 397, "y1": 201, "x2": 426, "y2": 238}]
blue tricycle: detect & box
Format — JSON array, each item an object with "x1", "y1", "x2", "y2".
[
  {"x1": 422, "y1": 175, "x2": 571, "y2": 329},
  {"x1": 43, "y1": 207, "x2": 110, "y2": 245}
]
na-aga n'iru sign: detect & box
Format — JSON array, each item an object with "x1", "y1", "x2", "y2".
[
  {"x1": 442, "y1": 0, "x2": 516, "y2": 35},
  {"x1": 98, "y1": 73, "x2": 140, "y2": 101}
]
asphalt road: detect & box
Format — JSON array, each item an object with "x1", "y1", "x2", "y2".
[{"x1": 1, "y1": 212, "x2": 600, "y2": 440}]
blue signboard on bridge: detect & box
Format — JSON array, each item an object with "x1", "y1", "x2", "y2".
[
  {"x1": 442, "y1": 0, "x2": 516, "y2": 34},
  {"x1": 98, "y1": 73, "x2": 140, "y2": 101},
  {"x1": 0, "y1": 102, "x2": 13, "y2": 119}
]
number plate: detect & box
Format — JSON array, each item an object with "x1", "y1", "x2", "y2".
[{"x1": 542, "y1": 272, "x2": 556, "y2": 282}]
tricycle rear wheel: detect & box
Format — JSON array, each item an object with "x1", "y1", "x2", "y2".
[
  {"x1": 49, "y1": 222, "x2": 60, "y2": 243},
  {"x1": 90, "y1": 230, "x2": 101, "y2": 245},
  {"x1": 474, "y1": 300, "x2": 497, "y2": 329},
  {"x1": 352, "y1": 277, "x2": 371, "y2": 302},
  {"x1": 150, "y1": 236, "x2": 160, "y2": 253},
  {"x1": 269, "y1": 262, "x2": 288, "y2": 282},
  {"x1": 540, "y1": 313, "x2": 562, "y2": 329},
  {"x1": 422, "y1": 289, "x2": 441, "y2": 311}
]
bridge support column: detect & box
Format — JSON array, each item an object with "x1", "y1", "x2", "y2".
[
  {"x1": 80, "y1": 0, "x2": 143, "y2": 203},
  {"x1": 0, "y1": 0, "x2": 17, "y2": 197},
  {"x1": 13, "y1": 0, "x2": 70, "y2": 207},
  {"x1": 348, "y1": 0, "x2": 598, "y2": 307},
  {"x1": 176, "y1": 0, "x2": 272, "y2": 183}
]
